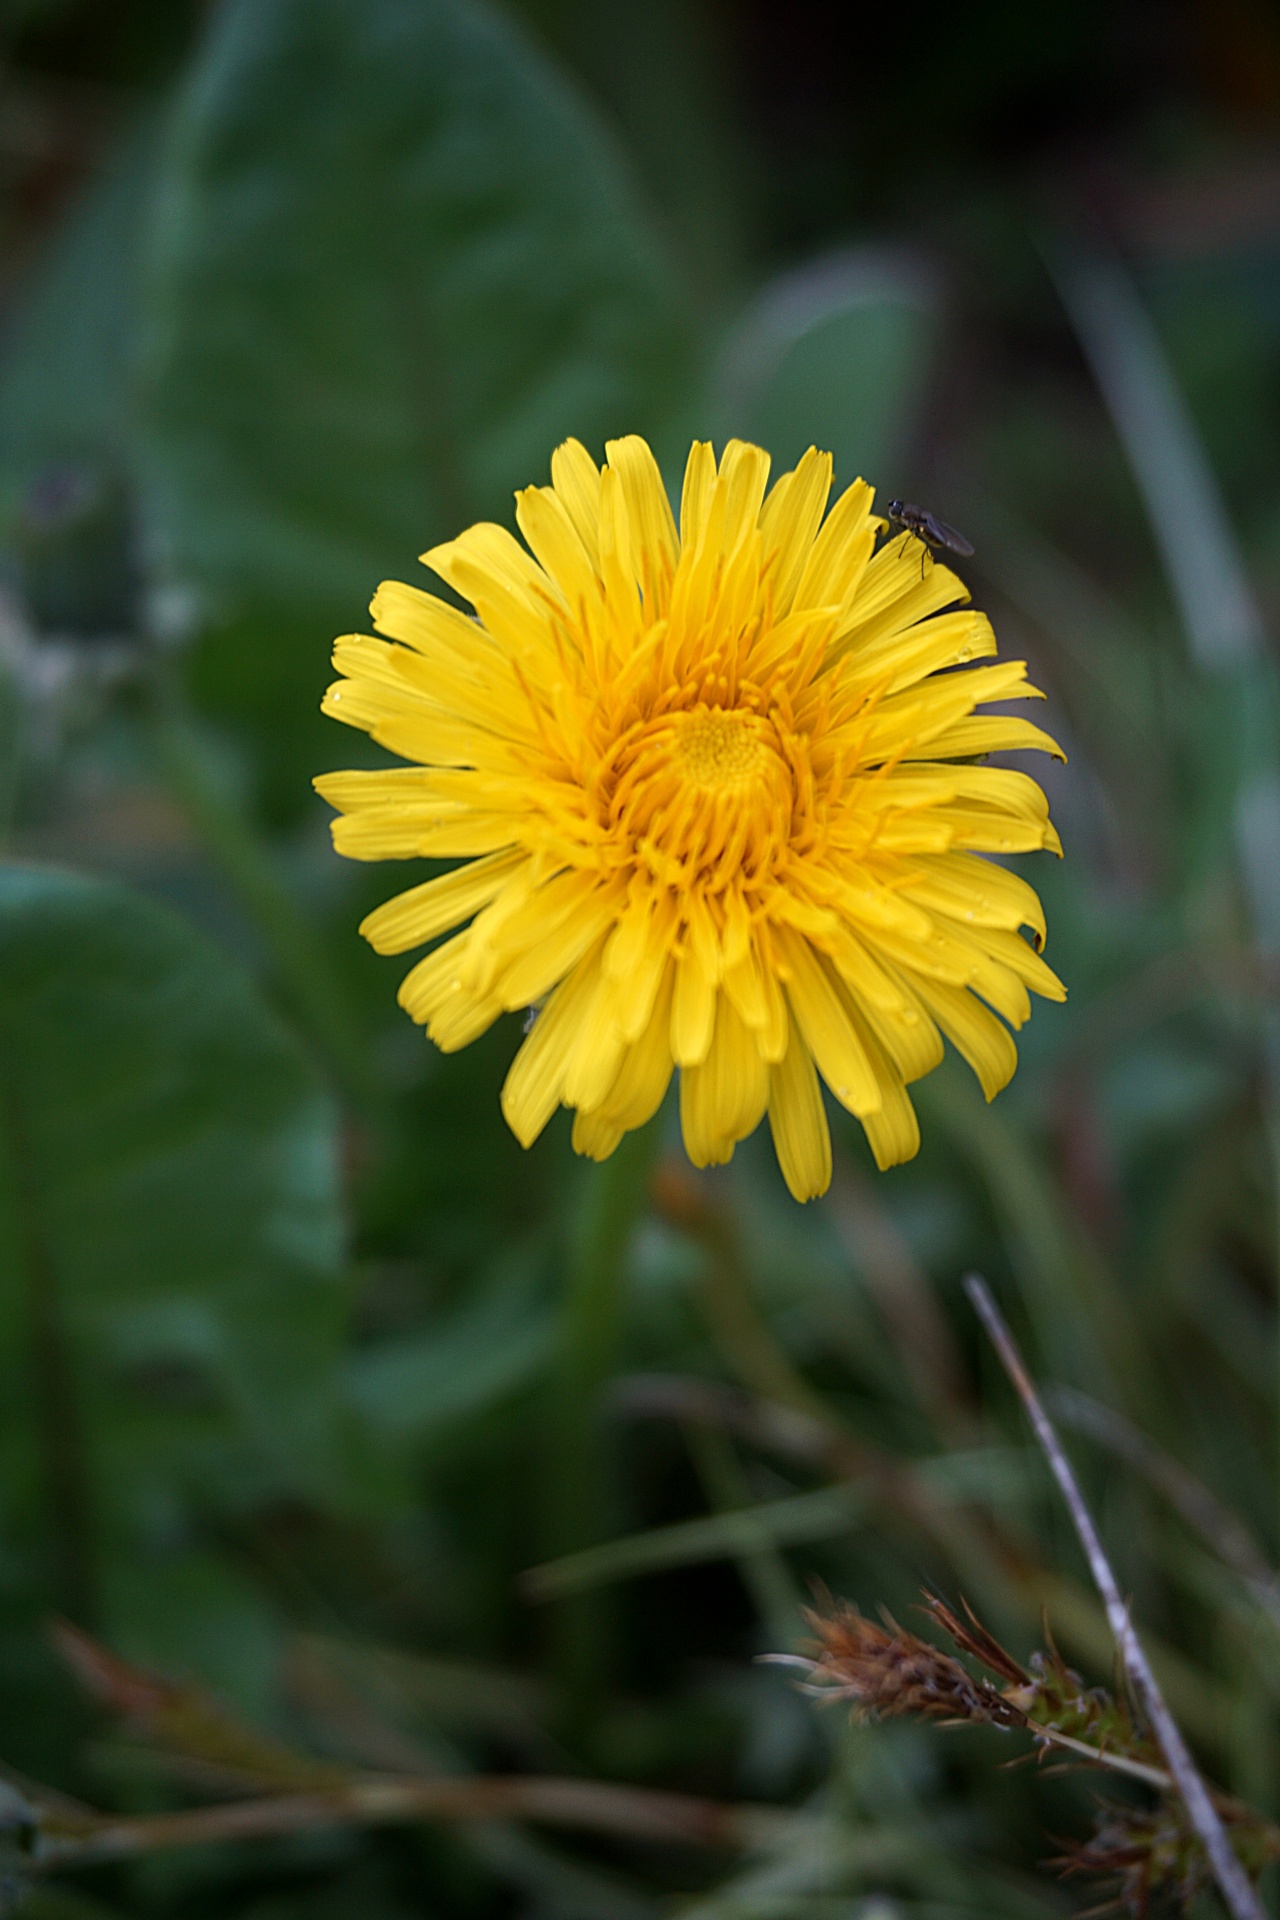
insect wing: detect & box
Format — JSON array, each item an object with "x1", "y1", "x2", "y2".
[{"x1": 926, "y1": 514, "x2": 974, "y2": 558}]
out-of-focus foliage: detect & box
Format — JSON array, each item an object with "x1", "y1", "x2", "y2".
[
  {"x1": 0, "y1": 865, "x2": 346, "y2": 1765},
  {"x1": 0, "y1": 1, "x2": 1278, "y2": 1917}
]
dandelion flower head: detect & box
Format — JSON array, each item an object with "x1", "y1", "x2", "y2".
[{"x1": 316, "y1": 437, "x2": 1064, "y2": 1200}]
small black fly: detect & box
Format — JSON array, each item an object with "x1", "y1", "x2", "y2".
[{"x1": 886, "y1": 500, "x2": 975, "y2": 574}]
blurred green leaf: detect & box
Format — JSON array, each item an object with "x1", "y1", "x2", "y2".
[
  {"x1": 346, "y1": 1249, "x2": 553, "y2": 1448},
  {"x1": 715, "y1": 250, "x2": 939, "y2": 491},
  {"x1": 0, "y1": 118, "x2": 156, "y2": 536},
  {"x1": 140, "y1": 0, "x2": 696, "y2": 812},
  {"x1": 509, "y1": 0, "x2": 750, "y2": 311},
  {"x1": 0, "y1": 864, "x2": 346, "y2": 1676}
]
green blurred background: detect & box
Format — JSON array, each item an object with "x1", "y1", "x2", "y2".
[{"x1": 0, "y1": 0, "x2": 1279, "y2": 1914}]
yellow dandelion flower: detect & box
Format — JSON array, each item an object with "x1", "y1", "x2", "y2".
[{"x1": 316, "y1": 437, "x2": 1064, "y2": 1201}]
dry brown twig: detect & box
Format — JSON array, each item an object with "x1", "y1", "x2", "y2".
[
  {"x1": 765, "y1": 1276, "x2": 1280, "y2": 1918},
  {"x1": 32, "y1": 1774, "x2": 800, "y2": 1869},
  {"x1": 781, "y1": 1593, "x2": 1164, "y2": 1784},
  {"x1": 780, "y1": 1589, "x2": 1280, "y2": 1915},
  {"x1": 10, "y1": 1623, "x2": 804, "y2": 1882},
  {"x1": 965, "y1": 1275, "x2": 1270, "y2": 1920}
]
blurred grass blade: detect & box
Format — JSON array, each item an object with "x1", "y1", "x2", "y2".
[
  {"x1": 289, "y1": 1634, "x2": 549, "y2": 1746},
  {"x1": 523, "y1": 1482, "x2": 869, "y2": 1602},
  {"x1": 1048, "y1": 240, "x2": 1265, "y2": 671},
  {"x1": 1050, "y1": 238, "x2": 1280, "y2": 1507},
  {"x1": 683, "y1": 1422, "x2": 804, "y2": 1638},
  {"x1": 1048, "y1": 237, "x2": 1280, "y2": 953},
  {"x1": 917, "y1": 1069, "x2": 1141, "y2": 1402},
  {"x1": 1050, "y1": 1385, "x2": 1280, "y2": 1634}
]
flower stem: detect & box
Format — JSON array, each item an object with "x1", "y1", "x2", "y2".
[{"x1": 543, "y1": 1122, "x2": 661, "y2": 1728}]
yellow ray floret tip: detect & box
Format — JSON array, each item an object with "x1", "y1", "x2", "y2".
[{"x1": 316, "y1": 436, "x2": 1065, "y2": 1201}]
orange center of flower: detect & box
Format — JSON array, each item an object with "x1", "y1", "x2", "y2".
[
  {"x1": 596, "y1": 701, "x2": 800, "y2": 892},
  {"x1": 673, "y1": 708, "x2": 768, "y2": 788}
]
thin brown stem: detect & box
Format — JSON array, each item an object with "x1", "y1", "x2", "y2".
[
  {"x1": 965, "y1": 1274, "x2": 1266, "y2": 1920},
  {"x1": 34, "y1": 1773, "x2": 802, "y2": 1871},
  {"x1": 1031, "y1": 1726, "x2": 1172, "y2": 1791},
  {"x1": 829, "y1": 1164, "x2": 972, "y2": 1435}
]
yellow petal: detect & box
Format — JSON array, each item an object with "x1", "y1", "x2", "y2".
[
  {"x1": 572, "y1": 1107, "x2": 624, "y2": 1161},
  {"x1": 836, "y1": 608, "x2": 994, "y2": 691},
  {"x1": 898, "y1": 852, "x2": 1048, "y2": 950},
  {"x1": 605, "y1": 888, "x2": 679, "y2": 1043},
  {"x1": 596, "y1": 962, "x2": 676, "y2": 1132},
  {"x1": 474, "y1": 867, "x2": 597, "y2": 987},
  {"x1": 493, "y1": 879, "x2": 627, "y2": 1008},
  {"x1": 368, "y1": 580, "x2": 500, "y2": 666},
  {"x1": 429, "y1": 987, "x2": 505, "y2": 1052},
  {"x1": 422, "y1": 523, "x2": 561, "y2": 663},
  {"x1": 550, "y1": 437, "x2": 602, "y2": 565},
  {"x1": 883, "y1": 763, "x2": 1051, "y2": 825},
  {"x1": 828, "y1": 930, "x2": 944, "y2": 1083},
  {"x1": 395, "y1": 932, "x2": 503, "y2": 1050},
  {"x1": 515, "y1": 485, "x2": 600, "y2": 609},
  {"x1": 316, "y1": 765, "x2": 444, "y2": 810},
  {"x1": 778, "y1": 930, "x2": 882, "y2": 1116},
  {"x1": 923, "y1": 715, "x2": 1065, "y2": 762},
  {"x1": 331, "y1": 807, "x2": 518, "y2": 862},
  {"x1": 832, "y1": 537, "x2": 968, "y2": 658},
  {"x1": 759, "y1": 447, "x2": 833, "y2": 617},
  {"x1": 679, "y1": 994, "x2": 769, "y2": 1167},
  {"x1": 792, "y1": 477, "x2": 877, "y2": 615},
  {"x1": 597, "y1": 463, "x2": 642, "y2": 650},
  {"x1": 912, "y1": 976, "x2": 1018, "y2": 1100},
  {"x1": 672, "y1": 946, "x2": 716, "y2": 1066},
  {"x1": 563, "y1": 971, "x2": 628, "y2": 1112},
  {"x1": 858, "y1": 1073, "x2": 920, "y2": 1170},
  {"x1": 716, "y1": 439, "x2": 772, "y2": 552},
  {"x1": 767, "y1": 1021, "x2": 832, "y2": 1201},
  {"x1": 967, "y1": 926, "x2": 1067, "y2": 1003},
  {"x1": 679, "y1": 440, "x2": 716, "y2": 551},
  {"x1": 358, "y1": 850, "x2": 528, "y2": 954},
  {"x1": 850, "y1": 658, "x2": 1043, "y2": 765},
  {"x1": 606, "y1": 435, "x2": 678, "y2": 611},
  {"x1": 500, "y1": 942, "x2": 607, "y2": 1146},
  {"x1": 872, "y1": 808, "x2": 1052, "y2": 859}
]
